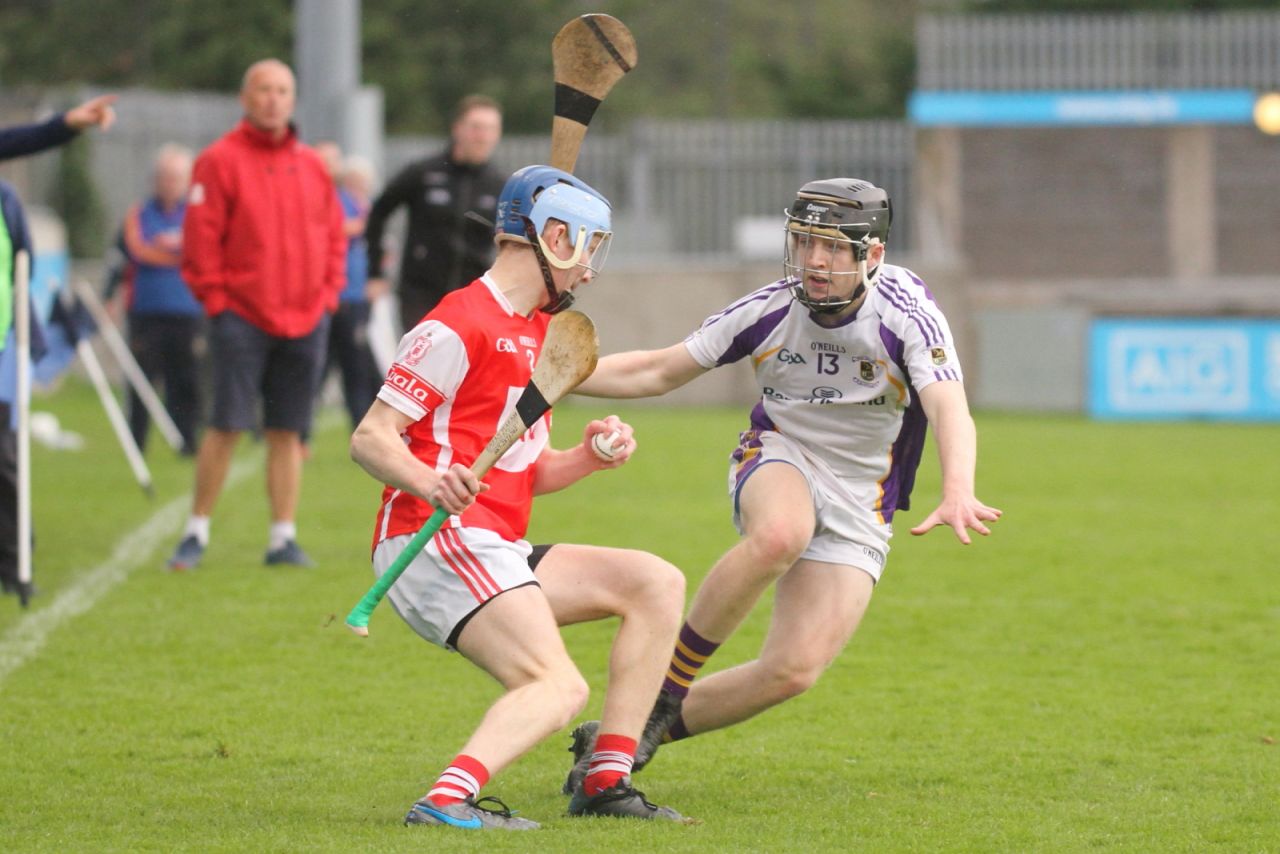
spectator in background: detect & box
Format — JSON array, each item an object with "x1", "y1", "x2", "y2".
[
  {"x1": 0, "y1": 180, "x2": 34, "y2": 599},
  {"x1": 0, "y1": 93, "x2": 117, "y2": 161},
  {"x1": 119, "y1": 144, "x2": 204, "y2": 456},
  {"x1": 364, "y1": 94, "x2": 506, "y2": 333},
  {"x1": 313, "y1": 142, "x2": 379, "y2": 430},
  {"x1": 166, "y1": 59, "x2": 345, "y2": 572},
  {"x1": 1, "y1": 92, "x2": 116, "y2": 603}
]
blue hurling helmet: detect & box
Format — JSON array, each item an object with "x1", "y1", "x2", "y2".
[
  {"x1": 495, "y1": 165, "x2": 612, "y2": 268},
  {"x1": 494, "y1": 165, "x2": 613, "y2": 314}
]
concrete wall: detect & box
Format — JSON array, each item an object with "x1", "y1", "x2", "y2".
[
  {"x1": 1216, "y1": 126, "x2": 1280, "y2": 276},
  {"x1": 914, "y1": 123, "x2": 1280, "y2": 413},
  {"x1": 917, "y1": 123, "x2": 1280, "y2": 282},
  {"x1": 567, "y1": 262, "x2": 775, "y2": 407},
  {"x1": 960, "y1": 127, "x2": 1170, "y2": 278}
]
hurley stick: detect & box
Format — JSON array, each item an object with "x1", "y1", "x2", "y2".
[{"x1": 550, "y1": 13, "x2": 637, "y2": 172}]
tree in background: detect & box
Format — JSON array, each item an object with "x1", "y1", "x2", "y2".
[
  {"x1": 0, "y1": 0, "x2": 292, "y2": 94},
  {"x1": 4, "y1": 0, "x2": 1271, "y2": 132},
  {"x1": 0, "y1": 0, "x2": 916, "y2": 133},
  {"x1": 54, "y1": 135, "x2": 105, "y2": 257},
  {"x1": 933, "y1": 0, "x2": 1280, "y2": 10}
]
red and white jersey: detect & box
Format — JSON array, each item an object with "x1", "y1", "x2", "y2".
[{"x1": 372, "y1": 275, "x2": 551, "y2": 549}]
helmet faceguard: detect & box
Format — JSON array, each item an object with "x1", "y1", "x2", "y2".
[
  {"x1": 495, "y1": 165, "x2": 613, "y2": 314},
  {"x1": 782, "y1": 178, "x2": 891, "y2": 314}
]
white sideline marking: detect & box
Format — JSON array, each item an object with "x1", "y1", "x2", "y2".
[{"x1": 0, "y1": 456, "x2": 259, "y2": 688}]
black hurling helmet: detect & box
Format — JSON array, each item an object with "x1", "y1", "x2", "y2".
[{"x1": 783, "y1": 178, "x2": 892, "y2": 313}]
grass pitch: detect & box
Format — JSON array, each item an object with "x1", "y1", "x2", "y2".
[{"x1": 0, "y1": 381, "x2": 1276, "y2": 852}]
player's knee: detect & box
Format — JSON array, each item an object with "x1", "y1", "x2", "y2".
[
  {"x1": 766, "y1": 660, "x2": 823, "y2": 701},
  {"x1": 637, "y1": 557, "x2": 686, "y2": 622},
  {"x1": 611, "y1": 551, "x2": 686, "y2": 621},
  {"x1": 746, "y1": 525, "x2": 810, "y2": 574},
  {"x1": 550, "y1": 670, "x2": 591, "y2": 726}
]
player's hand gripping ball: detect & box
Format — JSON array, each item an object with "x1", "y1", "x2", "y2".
[{"x1": 591, "y1": 429, "x2": 623, "y2": 462}]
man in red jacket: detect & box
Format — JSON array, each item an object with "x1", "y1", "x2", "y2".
[{"x1": 167, "y1": 58, "x2": 346, "y2": 570}]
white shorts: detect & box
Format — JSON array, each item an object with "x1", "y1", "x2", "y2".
[
  {"x1": 372, "y1": 525, "x2": 539, "y2": 649},
  {"x1": 728, "y1": 430, "x2": 891, "y2": 582}
]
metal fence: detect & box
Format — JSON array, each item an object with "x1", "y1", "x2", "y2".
[
  {"x1": 918, "y1": 12, "x2": 1280, "y2": 91},
  {"x1": 88, "y1": 90, "x2": 243, "y2": 240},
  {"x1": 388, "y1": 119, "x2": 915, "y2": 263},
  {"x1": 8, "y1": 89, "x2": 915, "y2": 263}
]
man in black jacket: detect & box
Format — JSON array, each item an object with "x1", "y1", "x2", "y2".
[{"x1": 365, "y1": 95, "x2": 506, "y2": 333}]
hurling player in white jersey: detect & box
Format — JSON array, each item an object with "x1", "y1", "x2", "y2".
[
  {"x1": 350, "y1": 166, "x2": 689, "y2": 828},
  {"x1": 566, "y1": 178, "x2": 1002, "y2": 787}
]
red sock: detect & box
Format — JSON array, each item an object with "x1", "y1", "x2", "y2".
[
  {"x1": 425, "y1": 754, "x2": 490, "y2": 806},
  {"x1": 582, "y1": 733, "x2": 637, "y2": 796}
]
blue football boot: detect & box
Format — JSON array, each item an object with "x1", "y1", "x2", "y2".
[{"x1": 404, "y1": 796, "x2": 539, "y2": 830}]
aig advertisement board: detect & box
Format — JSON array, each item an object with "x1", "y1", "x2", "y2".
[{"x1": 1089, "y1": 318, "x2": 1280, "y2": 420}]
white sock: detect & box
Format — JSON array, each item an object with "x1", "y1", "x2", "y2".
[
  {"x1": 269, "y1": 521, "x2": 297, "y2": 551},
  {"x1": 184, "y1": 516, "x2": 210, "y2": 547}
]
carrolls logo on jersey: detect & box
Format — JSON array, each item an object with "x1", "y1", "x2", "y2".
[{"x1": 385, "y1": 364, "x2": 446, "y2": 411}]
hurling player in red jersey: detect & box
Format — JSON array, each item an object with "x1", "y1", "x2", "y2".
[{"x1": 350, "y1": 166, "x2": 689, "y2": 829}]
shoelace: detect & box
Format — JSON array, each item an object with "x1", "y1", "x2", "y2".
[
  {"x1": 470, "y1": 795, "x2": 518, "y2": 818},
  {"x1": 600, "y1": 782, "x2": 658, "y2": 809}
]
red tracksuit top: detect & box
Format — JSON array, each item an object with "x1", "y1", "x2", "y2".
[{"x1": 182, "y1": 120, "x2": 346, "y2": 337}]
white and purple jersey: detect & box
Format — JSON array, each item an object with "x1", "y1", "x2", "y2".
[{"x1": 683, "y1": 263, "x2": 962, "y2": 522}]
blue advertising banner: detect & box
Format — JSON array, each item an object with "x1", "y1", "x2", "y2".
[
  {"x1": 1089, "y1": 318, "x2": 1280, "y2": 420},
  {"x1": 909, "y1": 89, "x2": 1256, "y2": 127}
]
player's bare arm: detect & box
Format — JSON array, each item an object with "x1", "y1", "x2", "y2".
[
  {"x1": 532, "y1": 416, "x2": 636, "y2": 495},
  {"x1": 350, "y1": 399, "x2": 486, "y2": 514},
  {"x1": 910, "y1": 381, "x2": 1003, "y2": 543},
  {"x1": 575, "y1": 342, "x2": 707, "y2": 398}
]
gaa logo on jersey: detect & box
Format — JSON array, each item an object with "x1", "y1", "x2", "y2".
[
  {"x1": 930, "y1": 347, "x2": 949, "y2": 366},
  {"x1": 404, "y1": 333, "x2": 433, "y2": 366}
]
